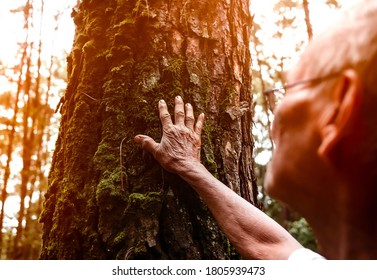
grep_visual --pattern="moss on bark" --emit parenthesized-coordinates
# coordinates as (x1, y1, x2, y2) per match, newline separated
(40, 0, 257, 260)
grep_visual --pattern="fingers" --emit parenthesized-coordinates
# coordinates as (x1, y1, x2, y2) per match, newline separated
(174, 96, 185, 125)
(185, 103, 195, 130)
(134, 135, 159, 156)
(159, 100, 173, 127)
(195, 113, 205, 136)
(159, 96, 204, 133)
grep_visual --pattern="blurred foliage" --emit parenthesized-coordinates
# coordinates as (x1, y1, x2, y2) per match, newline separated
(288, 218, 317, 251)
(251, 0, 345, 252)
(325, 0, 341, 9)
(0, 0, 73, 259)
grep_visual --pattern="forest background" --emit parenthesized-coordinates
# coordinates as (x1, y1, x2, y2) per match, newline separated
(0, 0, 358, 259)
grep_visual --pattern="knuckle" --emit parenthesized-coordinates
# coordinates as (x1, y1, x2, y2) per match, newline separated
(164, 127, 181, 139)
(160, 112, 171, 120)
(185, 115, 194, 122)
(140, 138, 150, 149)
(175, 110, 185, 117)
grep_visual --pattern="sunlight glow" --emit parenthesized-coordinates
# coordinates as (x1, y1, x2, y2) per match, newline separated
(2, 195, 20, 230)
(0, 0, 77, 236)
(0, 0, 366, 250)
(251, 0, 362, 167)
(0, 1, 25, 67)
(255, 150, 272, 166)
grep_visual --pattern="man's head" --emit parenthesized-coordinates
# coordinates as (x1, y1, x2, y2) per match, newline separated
(264, 0, 377, 219)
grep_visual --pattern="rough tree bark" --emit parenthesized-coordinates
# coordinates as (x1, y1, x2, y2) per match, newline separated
(40, 0, 258, 259)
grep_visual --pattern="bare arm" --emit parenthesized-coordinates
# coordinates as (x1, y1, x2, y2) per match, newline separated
(134, 96, 302, 259)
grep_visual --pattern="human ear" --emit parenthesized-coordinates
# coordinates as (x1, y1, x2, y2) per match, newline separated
(318, 69, 362, 162)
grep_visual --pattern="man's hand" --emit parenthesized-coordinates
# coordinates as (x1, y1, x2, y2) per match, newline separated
(134, 97, 302, 260)
(134, 96, 205, 174)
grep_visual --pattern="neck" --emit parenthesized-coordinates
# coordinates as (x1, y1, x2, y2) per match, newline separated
(306, 182, 377, 259)
(311, 216, 377, 259)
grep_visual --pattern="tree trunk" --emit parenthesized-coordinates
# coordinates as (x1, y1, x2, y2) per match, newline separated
(302, 0, 313, 40)
(40, 0, 258, 260)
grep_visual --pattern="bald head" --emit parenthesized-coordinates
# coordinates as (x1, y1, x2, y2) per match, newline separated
(297, 0, 377, 92)
(293, 0, 377, 178)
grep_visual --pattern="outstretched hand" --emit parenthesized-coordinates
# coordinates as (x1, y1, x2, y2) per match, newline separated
(134, 96, 205, 174)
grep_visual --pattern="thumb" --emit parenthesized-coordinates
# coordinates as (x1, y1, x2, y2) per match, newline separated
(134, 134, 159, 155)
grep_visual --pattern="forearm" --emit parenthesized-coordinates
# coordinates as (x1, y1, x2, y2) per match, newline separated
(178, 163, 302, 259)
(134, 97, 301, 259)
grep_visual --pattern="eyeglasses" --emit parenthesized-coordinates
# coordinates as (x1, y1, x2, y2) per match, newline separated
(263, 71, 342, 96)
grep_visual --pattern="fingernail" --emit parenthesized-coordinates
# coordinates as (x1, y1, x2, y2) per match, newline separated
(160, 99, 165, 104)
(186, 103, 191, 108)
(176, 96, 182, 100)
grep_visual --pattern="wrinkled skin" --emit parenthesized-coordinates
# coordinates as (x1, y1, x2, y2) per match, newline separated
(134, 95, 303, 260)
(134, 96, 205, 174)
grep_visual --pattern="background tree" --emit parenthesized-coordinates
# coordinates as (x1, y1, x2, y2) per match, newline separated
(302, 0, 313, 41)
(0, 0, 33, 258)
(0, 0, 71, 259)
(40, 0, 258, 259)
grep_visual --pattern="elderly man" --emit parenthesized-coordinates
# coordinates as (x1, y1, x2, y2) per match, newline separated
(134, 0, 377, 259)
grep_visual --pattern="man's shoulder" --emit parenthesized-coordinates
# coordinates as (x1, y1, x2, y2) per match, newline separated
(288, 248, 326, 260)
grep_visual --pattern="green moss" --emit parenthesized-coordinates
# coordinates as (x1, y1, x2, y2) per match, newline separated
(190, 72, 200, 85)
(93, 142, 118, 172)
(163, 58, 184, 79)
(128, 191, 162, 209)
(134, 63, 161, 93)
(132, 0, 157, 18)
(110, 65, 126, 74)
(115, 17, 136, 28)
(220, 86, 238, 112)
(133, 240, 148, 256)
(97, 171, 122, 195)
(201, 123, 219, 176)
(106, 46, 133, 62)
(114, 231, 127, 246)
(197, 63, 211, 107)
